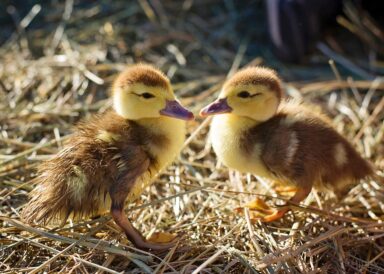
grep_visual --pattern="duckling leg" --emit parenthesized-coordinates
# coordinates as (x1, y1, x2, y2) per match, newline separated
(111, 207, 178, 250)
(260, 185, 312, 222)
(110, 162, 178, 251)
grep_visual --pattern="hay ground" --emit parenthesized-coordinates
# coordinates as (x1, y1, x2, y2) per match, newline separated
(1, 1, 384, 273)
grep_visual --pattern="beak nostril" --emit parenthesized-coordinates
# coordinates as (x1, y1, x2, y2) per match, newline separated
(160, 100, 194, 120)
(200, 98, 232, 117)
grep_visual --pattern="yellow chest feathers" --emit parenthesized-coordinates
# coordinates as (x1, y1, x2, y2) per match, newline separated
(128, 117, 186, 201)
(141, 117, 186, 170)
(210, 115, 272, 179)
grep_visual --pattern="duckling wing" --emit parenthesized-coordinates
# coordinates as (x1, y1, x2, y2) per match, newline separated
(247, 112, 331, 187)
(259, 115, 373, 193)
(257, 119, 303, 183)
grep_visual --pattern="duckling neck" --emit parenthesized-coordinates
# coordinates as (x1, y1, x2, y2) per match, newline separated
(212, 114, 261, 132)
(210, 114, 269, 175)
(210, 114, 261, 152)
(135, 116, 185, 136)
(135, 116, 186, 168)
(135, 116, 171, 129)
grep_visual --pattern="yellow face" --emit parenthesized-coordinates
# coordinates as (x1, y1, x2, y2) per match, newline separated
(113, 83, 193, 121)
(223, 84, 279, 121)
(201, 84, 280, 121)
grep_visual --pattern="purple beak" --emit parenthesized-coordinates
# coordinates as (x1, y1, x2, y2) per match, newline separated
(160, 100, 194, 120)
(200, 98, 232, 117)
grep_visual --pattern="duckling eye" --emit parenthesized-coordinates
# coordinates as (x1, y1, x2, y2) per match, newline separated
(237, 91, 251, 98)
(237, 91, 262, 98)
(141, 92, 155, 99)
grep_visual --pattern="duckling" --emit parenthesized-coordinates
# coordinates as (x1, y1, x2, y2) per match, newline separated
(200, 66, 379, 222)
(22, 64, 194, 250)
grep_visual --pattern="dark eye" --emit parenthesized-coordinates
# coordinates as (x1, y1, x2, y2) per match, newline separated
(237, 91, 262, 98)
(237, 91, 251, 98)
(141, 92, 155, 99)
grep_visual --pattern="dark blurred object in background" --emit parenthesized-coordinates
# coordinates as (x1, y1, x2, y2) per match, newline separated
(266, 0, 384, 63)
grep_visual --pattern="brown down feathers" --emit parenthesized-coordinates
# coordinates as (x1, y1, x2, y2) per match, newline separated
(21, 111, 164, 224)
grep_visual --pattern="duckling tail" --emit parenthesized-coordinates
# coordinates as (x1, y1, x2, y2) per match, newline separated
(21, 168, 73, 226)
(21, 149, 98, 226)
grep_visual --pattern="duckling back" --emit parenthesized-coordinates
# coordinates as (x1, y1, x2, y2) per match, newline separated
(252, 101, 375, 197)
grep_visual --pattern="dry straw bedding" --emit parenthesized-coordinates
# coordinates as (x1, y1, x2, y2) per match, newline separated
(0, 1, 383, 273)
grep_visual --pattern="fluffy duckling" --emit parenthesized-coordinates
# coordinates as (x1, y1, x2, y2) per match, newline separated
(22, 64, 194, 250)
(200, 66, 378, 222)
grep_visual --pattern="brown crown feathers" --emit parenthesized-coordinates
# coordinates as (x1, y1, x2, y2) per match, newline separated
(22, 64, 194, 251)
(112, 63, 171, 90)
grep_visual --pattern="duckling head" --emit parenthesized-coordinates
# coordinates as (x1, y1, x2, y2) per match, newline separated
(200, 67, 282, 121)
(113, 64, 194, 120)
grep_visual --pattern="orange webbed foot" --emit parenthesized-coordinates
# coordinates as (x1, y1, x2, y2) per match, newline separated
(236, 198, 290, 223)
(147, 232, 178, 244)
(235, 197, 274, 214)
(254, 208, 289, 222)
(236, 186, 310, 223)
(246, 197, 274, 211)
